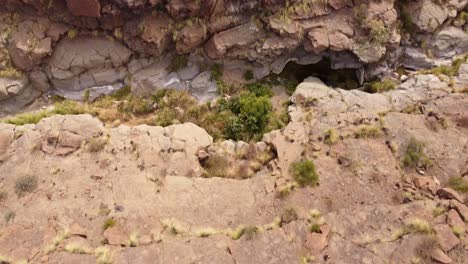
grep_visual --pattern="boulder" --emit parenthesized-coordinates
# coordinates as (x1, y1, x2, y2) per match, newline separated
(433, 224, 460, 252)
(176, 24, 208, 54)
(430, 248, 453, 264)
(438, 188, 464, 203)
(140, 14, 173, 55)
(407, 0, 448, 32)
(450, 200, 468, 221)
(447, 209, 466, 234)
(0, 77, 29, 101)
(8, 20, 52, 71)
(205, 21, 265, 59)
(103, 225, 128, 246)
(47, 36, 131, 92)
(305, 27, 329, 54)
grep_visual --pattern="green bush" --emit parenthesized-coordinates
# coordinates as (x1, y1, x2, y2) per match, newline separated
(290, 159, 319, 187)
(210, 64, 223, 81)
(246, 83, 273, 97)
(103, 218, 116, 230)
(402, 137, 432, 169)
(226, 92, 272, 141)
(15, 175, 38, 197)
(243, 69, 254, 81)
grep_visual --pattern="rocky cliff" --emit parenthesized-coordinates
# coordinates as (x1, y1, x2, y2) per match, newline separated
(1, 0, 467, 113)
(0, 0, 468, 264)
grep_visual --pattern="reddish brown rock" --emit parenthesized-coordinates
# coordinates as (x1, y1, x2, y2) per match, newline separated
(450, 200, 468, 221)
(103, 225, 128, 246)
(431, 248, 453, 264)
(305, 224, 331, 254)
(140, 14, 173, 55)
(305, 27, 329, 54)
(176, 24, 208, 54)
(66, 0, 101, 17)
(434, 224, 460, 252)
(438, 188, 464, 203)
(447, 209, 466, 234)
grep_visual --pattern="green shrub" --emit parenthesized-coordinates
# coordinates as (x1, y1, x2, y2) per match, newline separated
(0, 67, 24, 79)
(4, 111, 50, 125)
(447, 176, 468, 193)
(290, 159, 319, 187)
(364, 79, 396, 93)
(402, 137, 431, 169)
(367, 19, 389, 44)
(226, 92, 272, 141)
(246, 83, 273, 97)
(309, 223, 321, 233)
(243, 69, 254, 81)
(14, 175, 38, 197)
(111, 85, 132, 100)
(118, 96, 153, 115)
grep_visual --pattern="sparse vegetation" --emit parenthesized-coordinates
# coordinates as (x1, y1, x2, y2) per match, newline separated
(95, 247, 112, 264)
(402, 137, 432, 169)
(88, 137, 107, 152)
(447, 176, 468, 193)
(103, 218, 116, 230)
(202, 155, 229, 178)
(408, 218, 433, 234)
(127, 232, 139, 247)
(324, 129, 338, 145)
(364, 79, 397, 93)
(0, 67, 24, 79)
(243, 226, 259, 240)
(281, 207, 298, 223)
(309, 223, 321, 233)
(424, 56, 467, 77)
(14, 175, 38, 197)
(65, 243, 92, 254)
(432, 206, 446, 217)
(67, 29, 78, 39)
(353, 125, 383, 139)
(290, 159, 319, 187)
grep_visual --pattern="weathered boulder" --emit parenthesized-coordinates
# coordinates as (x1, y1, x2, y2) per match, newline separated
(0, 77, 29, 101)
(406, 0, 448, 32)
(8, 19, 52, 71)
(47, 36, 131, 92)
(434, 224, 460, 252)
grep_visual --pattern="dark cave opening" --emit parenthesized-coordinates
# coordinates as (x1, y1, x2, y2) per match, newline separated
(276, 59, 360, 90)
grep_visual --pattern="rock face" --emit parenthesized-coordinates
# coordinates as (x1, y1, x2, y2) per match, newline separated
(1, 0, 466, 108)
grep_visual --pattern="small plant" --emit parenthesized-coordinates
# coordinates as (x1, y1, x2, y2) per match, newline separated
(65, 243, 92, 254)
(354, 125, 382, 139)
(309, 223, 321, 233)
(364, 79, 396, 93)
(202, 155, 229, 178)
(226, 226, 246, 240)
(451, 225, 464, 238)
(243, 226, 259, 240)
(95, 247, 112, 264)
(195, 228, 218, 238)
(290, 159, 319, 187)
(14, 175, 38, 197)
(103, 218, 116, 230)
(324, 129, 338, 145)
(127, 232, 139, 247)
(447, 176, 468, 193)
(408, 218, 433, 234)
(309, 209, 321, 219)
(367, 19, 390, 44)
(88, 137, 107, 152)
(243, 69, 254, 81)
(111, 85, 132, 100)
(432, 206, 446, 217)
(281, 207, 298, 223)
(0, 67, 24, 79)
(67, 29, 78, 39)
(402, 138, 432, 169)
(167, 54, 188, 72)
